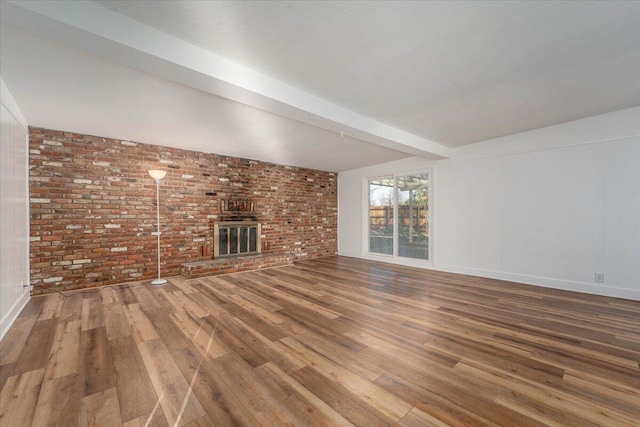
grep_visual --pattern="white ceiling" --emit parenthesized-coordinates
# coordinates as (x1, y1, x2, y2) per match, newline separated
(2, 1, 639, 171)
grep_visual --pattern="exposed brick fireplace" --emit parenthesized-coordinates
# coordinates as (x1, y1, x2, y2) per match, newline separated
(29, 127, 337, 293)
(180, 198, 284, 279)
(213, 221, 261, 259)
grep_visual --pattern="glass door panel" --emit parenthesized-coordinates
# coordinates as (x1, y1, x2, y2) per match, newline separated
(368, 177, 394, 255)
(396, 174, 429, 260)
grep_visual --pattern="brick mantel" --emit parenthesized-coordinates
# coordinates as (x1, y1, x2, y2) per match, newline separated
(29, 127, 337, 293)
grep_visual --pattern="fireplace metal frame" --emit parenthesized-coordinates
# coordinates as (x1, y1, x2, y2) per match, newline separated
(213, 221, 261, 259)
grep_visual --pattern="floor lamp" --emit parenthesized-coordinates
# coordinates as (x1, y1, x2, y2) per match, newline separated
(148, 169, 167, 285)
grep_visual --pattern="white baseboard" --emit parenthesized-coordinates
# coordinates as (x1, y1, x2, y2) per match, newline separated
(0, 289, 31, 341)
(338, 251, 640, 301)
(434, 264, 640, 301)
(335, 250, 362, 259)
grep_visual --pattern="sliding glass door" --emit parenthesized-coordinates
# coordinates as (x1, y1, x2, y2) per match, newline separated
(367, 173, 430, 261)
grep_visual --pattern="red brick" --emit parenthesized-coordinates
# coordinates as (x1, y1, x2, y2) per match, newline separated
(29, 127, 337, 294)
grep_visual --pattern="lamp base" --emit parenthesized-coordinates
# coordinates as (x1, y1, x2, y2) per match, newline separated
(151, 278, 167, 286)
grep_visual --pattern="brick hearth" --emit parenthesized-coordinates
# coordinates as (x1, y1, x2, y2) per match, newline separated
(180, 254, 293, 279)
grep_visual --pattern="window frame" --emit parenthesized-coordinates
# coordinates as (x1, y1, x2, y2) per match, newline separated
(364, 169, 433, 265)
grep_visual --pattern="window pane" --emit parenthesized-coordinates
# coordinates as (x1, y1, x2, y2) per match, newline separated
(396, 174, 429, 260)
(219, 228, 228, 255)
(249, 227, 257, 252)
(240, 227, 248, 253)
(368, 177, 394, 255)
(229, 227, 238, 254)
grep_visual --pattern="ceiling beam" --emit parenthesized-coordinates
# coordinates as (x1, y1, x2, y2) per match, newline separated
(2, 0, 450, 159)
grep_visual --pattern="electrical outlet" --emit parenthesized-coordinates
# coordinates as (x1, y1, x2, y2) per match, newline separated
(595, 273, 604, 283)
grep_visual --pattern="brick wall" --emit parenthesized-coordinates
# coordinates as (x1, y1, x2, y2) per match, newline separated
(29, 127, 337, 294)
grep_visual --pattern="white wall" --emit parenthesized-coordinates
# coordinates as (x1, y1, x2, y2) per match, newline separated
(0, 77, 30, 339)
(339, 107, 640, 300)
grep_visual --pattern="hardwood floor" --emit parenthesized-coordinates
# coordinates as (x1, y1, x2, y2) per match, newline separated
(1, 256, 638, 426)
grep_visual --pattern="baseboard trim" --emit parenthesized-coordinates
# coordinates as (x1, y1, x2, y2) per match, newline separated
(335, 250, 362, 259)
(0, 289, 31, 341)
(434, 264, 639, 301)
(338, 251, 639, 301)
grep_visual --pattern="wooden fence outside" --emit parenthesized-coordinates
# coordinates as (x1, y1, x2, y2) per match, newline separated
(369, 206, 429, 236)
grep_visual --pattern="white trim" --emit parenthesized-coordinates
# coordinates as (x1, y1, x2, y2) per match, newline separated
(393, 175, 399, 257)
(25, 131, 30, 294)
(0, 76, 31, 340)
(361, 175, 368, 256)
(365, 175, 394, 257)
(0, 289, 30, 341)
(338, 253, 639, 301)
(364, 171, 433, 264)
(428, 167, 435, 266)
(337, 250, 362, 259)
(435, 264, 640, 302)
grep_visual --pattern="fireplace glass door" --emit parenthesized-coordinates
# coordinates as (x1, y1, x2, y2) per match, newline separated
(214, 222, 261, 258)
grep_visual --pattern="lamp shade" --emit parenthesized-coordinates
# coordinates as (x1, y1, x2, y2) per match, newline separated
(148, 169, 167, 180)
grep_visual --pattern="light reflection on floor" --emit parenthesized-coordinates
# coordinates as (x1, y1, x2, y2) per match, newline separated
(144, 309, 218, 427)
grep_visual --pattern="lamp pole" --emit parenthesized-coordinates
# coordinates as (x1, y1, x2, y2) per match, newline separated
(148, 170, 167, 285)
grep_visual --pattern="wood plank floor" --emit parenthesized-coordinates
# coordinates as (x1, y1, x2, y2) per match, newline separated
(1, 256, 638, 426)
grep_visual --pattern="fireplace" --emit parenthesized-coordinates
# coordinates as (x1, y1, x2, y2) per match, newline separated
(213, 221, 261, 259)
